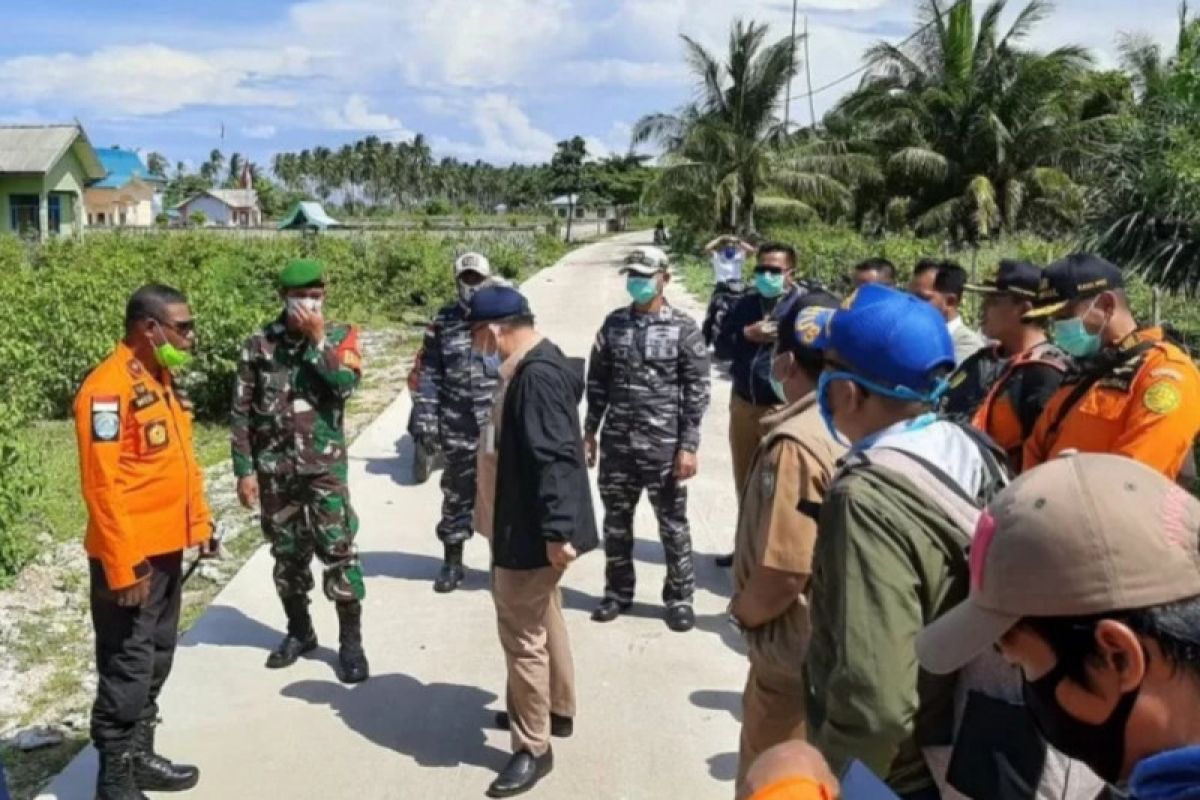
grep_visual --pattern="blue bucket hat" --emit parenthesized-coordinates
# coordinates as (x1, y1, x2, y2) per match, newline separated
(800, 283, 955, 400)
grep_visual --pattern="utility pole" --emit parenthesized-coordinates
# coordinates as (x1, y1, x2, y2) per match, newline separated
(804, 16, 817, 128)
(784, 0, 798, 132)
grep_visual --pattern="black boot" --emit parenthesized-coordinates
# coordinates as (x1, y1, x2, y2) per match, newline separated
(336, 601, 370, 684)
(96, 750, 149, 800)
(433, 543, 465, 594)
(131, 719, 200, 792)
(266, 595, 317, 669)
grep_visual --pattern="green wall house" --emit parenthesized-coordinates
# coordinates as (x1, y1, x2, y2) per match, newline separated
(0, 124, 106, 240)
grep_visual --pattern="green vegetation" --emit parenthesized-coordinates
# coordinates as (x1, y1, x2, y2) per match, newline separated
(0, 229, 567, 583)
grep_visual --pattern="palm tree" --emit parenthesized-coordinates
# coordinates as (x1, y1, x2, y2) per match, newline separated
(834, 0, 1100, 241)
(1088, 3, 1200, 292)
(633, 20, 800, 232)
(146, 152, 169, 178)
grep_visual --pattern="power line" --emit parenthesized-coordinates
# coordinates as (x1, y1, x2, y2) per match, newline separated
(787, 15, 938, 104)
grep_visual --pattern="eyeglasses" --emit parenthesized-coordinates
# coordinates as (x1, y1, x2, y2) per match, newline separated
(156, 318, 196, 337)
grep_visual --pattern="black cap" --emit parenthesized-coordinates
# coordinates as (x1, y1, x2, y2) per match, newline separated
(775, 288, 841, 358)
(965, 259, 1042, 299)
(1024, 253, 1124, 320)
(466, 285, 532, 323)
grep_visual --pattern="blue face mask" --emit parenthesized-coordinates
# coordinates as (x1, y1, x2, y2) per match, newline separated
(1052, 302, 1103, 358)
(627, 275, 660, 305)
(480, 353, 502, 377)
(755, 271, 786, 299)
(722, 246, 738, 260)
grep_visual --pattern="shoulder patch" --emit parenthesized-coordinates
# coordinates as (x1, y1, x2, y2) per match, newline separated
(144, 420, 170, 451)
(91, 396, 121, 442)
(1144, 381, 1182, 415)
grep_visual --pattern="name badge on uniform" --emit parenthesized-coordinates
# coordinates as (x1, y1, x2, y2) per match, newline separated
(91, 396, 120, 443)
(645, 325, 680, 360)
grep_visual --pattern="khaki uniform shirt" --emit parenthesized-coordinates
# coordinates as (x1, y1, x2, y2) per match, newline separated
(474, 336, 543, 539)
(733, 394, 845, 676)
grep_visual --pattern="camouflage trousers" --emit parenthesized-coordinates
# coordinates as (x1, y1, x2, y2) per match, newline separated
(598, 454, 695, 608)
(259, 471, 365, 603)
(437, 431, 480, 546)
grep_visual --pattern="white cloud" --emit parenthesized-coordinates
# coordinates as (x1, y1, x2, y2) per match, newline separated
(320, 94, 410, 136)
(433, 93, 557, 164)
(0, 44, 312, 115)
(242, 124, 277, 139)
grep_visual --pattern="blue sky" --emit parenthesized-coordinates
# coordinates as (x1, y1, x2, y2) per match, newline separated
(0, 0, 1183, 172)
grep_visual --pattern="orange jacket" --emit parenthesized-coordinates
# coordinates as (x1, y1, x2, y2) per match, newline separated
(74, 343, 212, 589)
(971, 342, 1070, 469)
(1023, 328, 1200, 479)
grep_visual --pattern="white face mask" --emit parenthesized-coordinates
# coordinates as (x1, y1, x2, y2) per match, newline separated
(286, 297, 323, 315)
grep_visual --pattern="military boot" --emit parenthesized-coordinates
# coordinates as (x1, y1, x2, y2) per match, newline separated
(336, 600, 370, 684)
(131, 719, 200, 792)
(266, 595, 317, 669)
(433, 542, 465, 594)
(96, 750, 149, 800)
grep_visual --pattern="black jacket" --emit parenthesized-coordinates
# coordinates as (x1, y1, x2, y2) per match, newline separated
(493, 338, 599, 570)
(717, 288, 796, 407)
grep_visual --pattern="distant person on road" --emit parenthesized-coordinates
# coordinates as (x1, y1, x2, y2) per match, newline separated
(75, 284, 214, 799)
(653, 219, 670, 245)
(230, 259, 369, 684)
(585, 246, 710, 632)
(703, 233, 755, 359)
(851, 257, 896, 288)
(940, 260, 1071, 471)
(714, 242, 804, 567)
(408, 252, 500, 592)
(468, 285, 598, 798)
(729, 290, 845, 785)
(909, 259, 987, 365)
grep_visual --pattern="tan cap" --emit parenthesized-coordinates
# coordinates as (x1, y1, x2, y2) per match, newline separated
(454, 252, 491, 278)
(917, 453, 1200, 675)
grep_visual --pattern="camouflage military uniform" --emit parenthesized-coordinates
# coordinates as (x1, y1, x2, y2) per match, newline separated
(585, 304, 711, 607)
(231, 316, 365, 602)
(409, 301, 498, 545)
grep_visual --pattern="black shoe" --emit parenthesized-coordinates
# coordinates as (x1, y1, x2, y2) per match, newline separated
(336, 601, 370, 684)
(265, 630, 317, 669)
(494, 711, 574, 738)
(590, 599, 631, 623)
(130, 720, 199, 792)
(96, 750, 149, 800)
(714, 553, 734, 568)
(666, 605, 695, 633)
(486, 750, 554, 798)
(433, 543, 465, 594)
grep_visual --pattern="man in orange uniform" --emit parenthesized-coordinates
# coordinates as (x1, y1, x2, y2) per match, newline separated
(75, 284, 214, 800)
(941, 260, 1071, 471)
(1023, 254, 1200, 480)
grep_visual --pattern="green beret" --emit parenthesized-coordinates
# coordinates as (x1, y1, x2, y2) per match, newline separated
(279, 259, 326, 288)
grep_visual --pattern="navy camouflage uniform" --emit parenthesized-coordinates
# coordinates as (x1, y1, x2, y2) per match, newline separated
(409, 301, 498, 544)
(586, 305, 711, 607)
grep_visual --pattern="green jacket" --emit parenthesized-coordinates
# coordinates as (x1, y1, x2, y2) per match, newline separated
(805, 461, 968, 795)
(230, 316, 362, 480)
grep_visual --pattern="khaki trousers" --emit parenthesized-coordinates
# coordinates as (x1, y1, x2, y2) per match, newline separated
(729, 395, 777, 500)
(736, 661, 807, 788)
(492, 565, 576, 756)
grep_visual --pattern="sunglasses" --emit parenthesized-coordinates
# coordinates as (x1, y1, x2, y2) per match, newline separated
(156, 318, 196, 336)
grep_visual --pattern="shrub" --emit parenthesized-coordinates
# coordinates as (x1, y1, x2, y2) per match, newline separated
(189, 211, 207, 227)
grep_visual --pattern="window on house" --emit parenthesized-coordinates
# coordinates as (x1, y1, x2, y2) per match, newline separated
(97, 212, 106, 225)
(10, 195, 39, 235)
(575, 207, 585, 219)
(557, 208, 567, 219)
(48, 195, 62, 234)
(120, 211, 128, 226)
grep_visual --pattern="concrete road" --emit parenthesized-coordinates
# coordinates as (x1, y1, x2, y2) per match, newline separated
(42, 231, 747, 800)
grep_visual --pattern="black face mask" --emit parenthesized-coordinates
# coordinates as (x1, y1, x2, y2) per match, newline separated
(1021, 659, 1142, 785)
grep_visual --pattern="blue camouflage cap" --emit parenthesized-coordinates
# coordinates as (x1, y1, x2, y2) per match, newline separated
(466, 285, 532, 323)
(800, 283, 955, 398)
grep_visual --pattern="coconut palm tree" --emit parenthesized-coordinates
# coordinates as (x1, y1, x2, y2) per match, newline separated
(633, 19, 800, 232)
(834, 0, 1101, 241)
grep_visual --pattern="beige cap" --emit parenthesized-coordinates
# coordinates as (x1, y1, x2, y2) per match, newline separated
(454, 252, 491, 278)
(621, 246, 669, 276)
(917, 453, 1200, 675)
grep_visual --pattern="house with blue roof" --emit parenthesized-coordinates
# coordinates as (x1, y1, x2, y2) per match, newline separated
(84, 147, 167, 227)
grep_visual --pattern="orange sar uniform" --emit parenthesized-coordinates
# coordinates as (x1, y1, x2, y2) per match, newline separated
(1023, 327, 1200, 479)
(75, 340, 212, 756)
(733, 393, 845, 786)
(76, 342, 212, 588)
